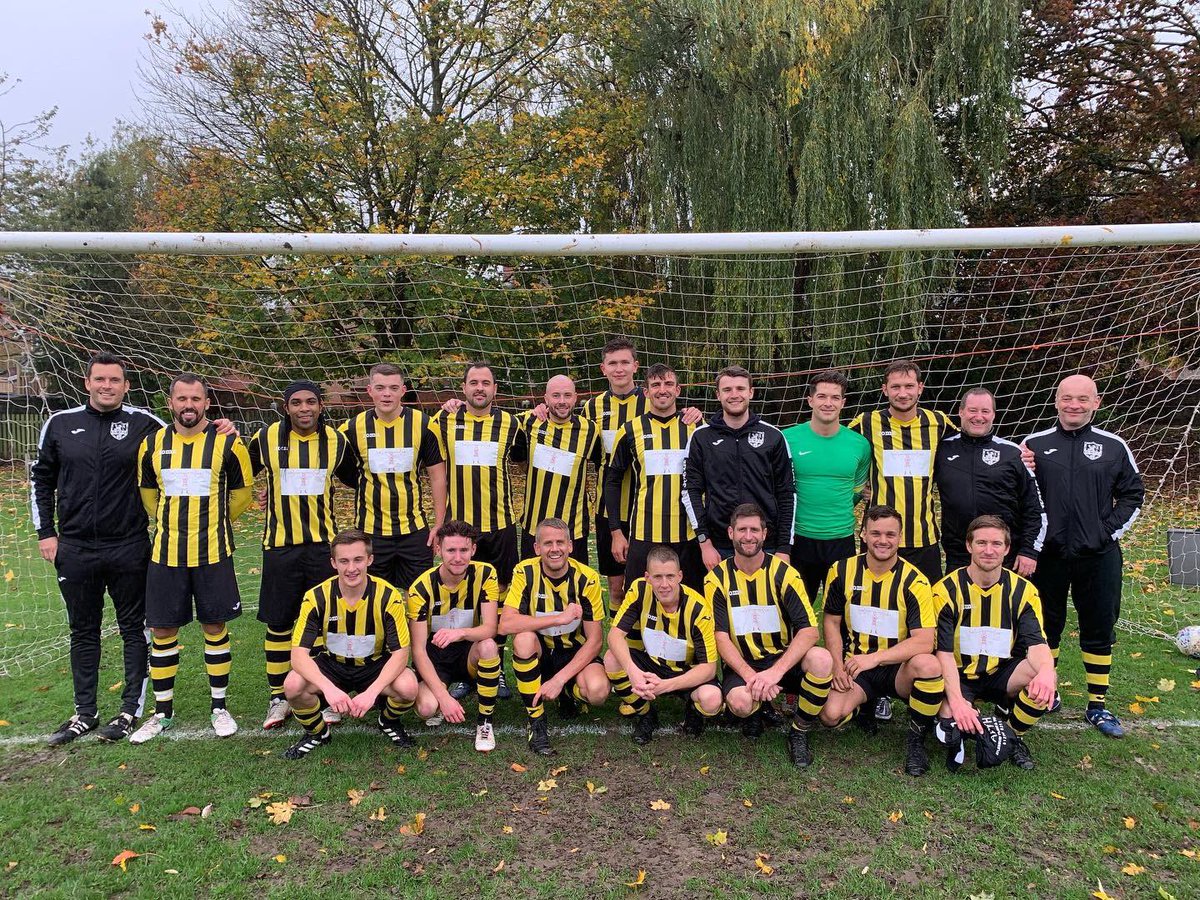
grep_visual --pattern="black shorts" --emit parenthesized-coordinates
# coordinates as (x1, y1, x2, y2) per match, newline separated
(145, 558, 242, 629)
(521, 528, 590, 566)
(422, 640, 474, 686)
(368, 529, 433, 591)
(629, 647, 718, 691)
(258, 543, 332, 629)
(899, 543, 943, 583)
(721, 654, 807, 697)
(539, 645, 603, 683)
(475, 525, 518, 585)
(791, 535, 856, 607)
(595, 515, 626, 577)
(959, 658, 1023, 705)
(853, 662, 903, 702)
(314, 653, 388, 695)
(624, 538, 705, 591)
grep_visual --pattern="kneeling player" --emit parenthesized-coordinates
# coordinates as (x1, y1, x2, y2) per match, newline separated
(408, 520, 503, 752)
(605, 546, 722, 745)
(708, 503, 833, 768)
(819, 505, 943, 776)
(935, 516, 1056, 771)
(499, 518, 610, 756)
(283, 529, 418, 759)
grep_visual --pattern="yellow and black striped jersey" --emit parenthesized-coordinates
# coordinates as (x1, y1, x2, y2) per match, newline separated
(849, 407, 956, 549)
(934, 568, 1046, 678)
(431, 408, 528, 532)
(406, 561, 500, 633)
(138, 424, 254, 567)
(249, 421, 354, 550)
(340, 408, 443, 537)
(823, 555, 935, 656)
(293, 574, 410, 666)
(707, 555, 816, 662)
(581, 388, 647, 521)
(521, 414, 603, 538)
(614, 578, 715, 675)
(503, 557, 605, 653)
(605, 413, 696, 543)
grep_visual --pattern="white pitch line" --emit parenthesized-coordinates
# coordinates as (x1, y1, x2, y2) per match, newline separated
(2, 719, 1199, 748)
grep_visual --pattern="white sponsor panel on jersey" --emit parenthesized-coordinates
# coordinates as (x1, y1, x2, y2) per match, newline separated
(602, 429, 618, 454)
(431, 608, 476, 633)
(849, 604, 900, 640)
(325, 631, 378, 660)
(455, 440, 500, 467)
(881, 449, 932, 478)
(532, 443, 578, 477)
(535, 609, 580, 637)
(280, 467, 326, 496)
(643, 448, 687, 477)
(367, 447, 415, 474)
(958, 625, 1012, 659)
(162, 468, 212, 497)
(642, 627, 689, 662)
(730, 604, 783, 636)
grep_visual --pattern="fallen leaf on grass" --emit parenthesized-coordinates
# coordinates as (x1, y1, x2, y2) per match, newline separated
(706, 831, 727, 846)
(1121, 862, 1145, 876)
(586, 782, 607, 795)
(369, 807, 387, 822)
(754, 853, 773, 876)
(1050, 792, 1068, 800)
(1134, 695, 1160, 704)
(1191, 680, 1200, 691)
(501, 825, 514, 834)
(1091, 884, 1115, 900)
(1077, 755, 1094, 771)
(742, 799, 753, 808)
(138, 824, 156, 832)
(537, 779, 557, 792)
(129, 803, 140, 814)
(6, 862, 17, 872)
(1159, 887, 1179, 900)
(273, 854, 286, 863)
(164, 868, 179, 875)
(888, 810, 904, 823)
(416, 748, 429, 760)
(1124, 816, 1137, 830)
(842, 796, 855, 804)
(492, 860, 506, 874)
(347, 789, 366, 808)
(266, 801, 295, 825)
(1102, 845, 1118, 855)
(625, 869, 646, 888)
(698, 765, 710, 775)
(1179, 848, 1196, 858)
(923, 811, 934, 821)
(111, 850, 139, 872)
(399, 812, 427, 836)
(510, 763, 527, 773)
(1158, 679, 1176, 693)
(395, 765, 407, 775)
(1129, 702, 1146, 715)
(968, 892, 995, 900)
(549, 765, 568, 776)
(650, 799, 671, 811)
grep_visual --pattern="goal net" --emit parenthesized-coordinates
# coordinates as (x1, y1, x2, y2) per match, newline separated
(0, 226, 1197, 675)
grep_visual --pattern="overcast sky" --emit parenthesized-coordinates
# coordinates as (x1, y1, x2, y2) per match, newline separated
(0, 1, 221, 159)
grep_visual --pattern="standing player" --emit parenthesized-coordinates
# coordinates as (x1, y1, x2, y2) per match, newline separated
(605, 363, 704, 589)
(130, 374, 255, 744)
(408, 521, 503, 752)
(579, 337, 702, 603)
(781, 370, 872, 603)
(935, 516, 1057, 769)
(32, 353, 163, 745)
(1025, 375, 1143, 737)
(819, 506, 943, 776)
(684, 365, 796, 569)
(282, 529, 419, 759)
(708, 503, 833, 768)
(850, 360, 955, 722)
(249, 380, 356, 730)
(520, 375, 603, 563)
(499, 518, 610, 756)
(340, 363, 446, 592)
(935, 387, 1045, 574)
(605, 546, 722, 744)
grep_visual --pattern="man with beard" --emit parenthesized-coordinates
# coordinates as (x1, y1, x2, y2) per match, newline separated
(500, 518, 609, 756)
(708, 503, 833, 768)
(130, 374, 254, 744)
(819, 506, 942, 776)
(250, 381, 357, 730)
(935, 387, 1045, 574)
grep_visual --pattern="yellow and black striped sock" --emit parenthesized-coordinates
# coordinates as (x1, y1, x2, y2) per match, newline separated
(292, 701, 326, 736)
(606, 669, 649, 716)
(792, 672, 832, 730)
(475, 655, 501, 722)
(1050, 645, 1061, 665)
(513, 653, 544, 720)
(1007, 688, 1047, 735)
(263, 627, 292, 698)
(204, 626, 232, 711)
(383, 696, 411, 721)
(694, 698, 722, 717)
(1081, 650, 1112, 708)
(908, 676, 945, 729)
(150, 633, 179, 718)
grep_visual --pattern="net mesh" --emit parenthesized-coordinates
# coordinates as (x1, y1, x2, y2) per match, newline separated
(1, 239, 1198, 674)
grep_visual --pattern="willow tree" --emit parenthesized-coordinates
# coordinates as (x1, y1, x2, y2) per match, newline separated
(625, 0, 1020, 400)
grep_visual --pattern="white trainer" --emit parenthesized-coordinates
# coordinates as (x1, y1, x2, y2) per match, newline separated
(322, 708, 342, 725)
(474, 721, 496, 752)
(129, 713, 172, 745)
(211, 708, 239, 737)
(425, 712, 444, 728)
(262, 697, 291, 730)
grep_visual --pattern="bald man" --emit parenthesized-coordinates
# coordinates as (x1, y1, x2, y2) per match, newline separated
(518, 376, 604, 565)
(1025, 375, 1144, 738)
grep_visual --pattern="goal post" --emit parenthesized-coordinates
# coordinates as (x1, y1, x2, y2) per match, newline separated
(0, 224, 1197, 675)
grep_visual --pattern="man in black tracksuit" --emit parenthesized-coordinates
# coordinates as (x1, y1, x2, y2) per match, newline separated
(935, 387, 1046, 573)
(1024, 374, 1143, 739)
(31, 353, 164, 745)
(683, 366, 795, 569)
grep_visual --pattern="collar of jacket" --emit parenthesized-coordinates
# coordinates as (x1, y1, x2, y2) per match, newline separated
(1055, 421, 1093, 439)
